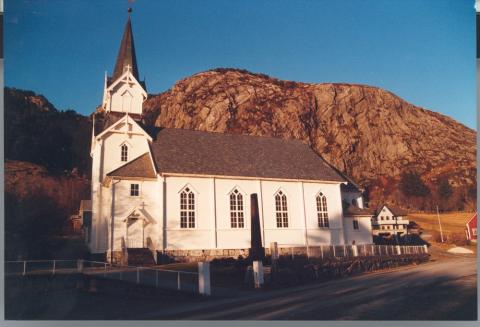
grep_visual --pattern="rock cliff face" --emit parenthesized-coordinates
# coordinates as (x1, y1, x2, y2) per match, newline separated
(143, 68, 476, 206)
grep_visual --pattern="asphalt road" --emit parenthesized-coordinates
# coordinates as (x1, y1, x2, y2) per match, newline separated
(5, 250, 477, 320)
(143, 252, 477, 320)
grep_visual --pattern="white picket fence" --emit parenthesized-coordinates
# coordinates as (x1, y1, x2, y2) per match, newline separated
(4, 259, 211, 295)
(273, 243, 428, 260)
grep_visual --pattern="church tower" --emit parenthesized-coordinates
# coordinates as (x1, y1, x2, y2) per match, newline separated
(89, 10, 154, 257)
(101, 9, 147, 116)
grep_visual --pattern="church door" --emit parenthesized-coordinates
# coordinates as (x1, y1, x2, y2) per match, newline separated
(126, 218, 144, 248)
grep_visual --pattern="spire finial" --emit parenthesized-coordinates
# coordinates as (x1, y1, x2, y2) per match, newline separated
(128, 0, 135, 16)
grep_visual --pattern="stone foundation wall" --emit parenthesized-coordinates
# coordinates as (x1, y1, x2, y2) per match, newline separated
(106, 250, 128, 266)
(160, 248, 251, 263)
(160, 246, 318, 263)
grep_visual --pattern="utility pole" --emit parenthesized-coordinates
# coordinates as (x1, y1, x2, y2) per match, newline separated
(436, 205, 444, 243)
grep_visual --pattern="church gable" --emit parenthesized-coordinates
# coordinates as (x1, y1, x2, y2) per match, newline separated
(95, 115, 152, 141)
(104, 70, 147, 114)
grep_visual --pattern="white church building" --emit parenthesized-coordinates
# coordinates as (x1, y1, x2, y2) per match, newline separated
(87, 13, 373, 264)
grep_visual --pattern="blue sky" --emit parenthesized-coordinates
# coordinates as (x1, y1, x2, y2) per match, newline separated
(5, 0, 476, 129)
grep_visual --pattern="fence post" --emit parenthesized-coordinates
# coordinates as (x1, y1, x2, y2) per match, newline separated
(396, 245, 401, 255)
(343, 245, 347, 257)
(23, 261, 26, 276)
(177, 272, 181, 291)
(333, 246, 336, 257)
(363, 244, 366, 257)
(52, 260, 56, 275)
(104, 263, 107, 277)
(291, 247, 294, 260)
(320, 245, 324, 260)
(423, 244, 428, 254)
(198, 262, 211, 296)
(136, 267, 140, 284)
(155, 270, 159, 287)
(253, 260, 264, 289)
(352, 245, 358, 257)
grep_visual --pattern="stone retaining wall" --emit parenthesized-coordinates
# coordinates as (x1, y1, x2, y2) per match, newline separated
(160, 248, 251, 262)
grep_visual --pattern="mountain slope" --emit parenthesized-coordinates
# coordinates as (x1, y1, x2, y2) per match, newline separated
(143, 68, 476, 208)
(5, 87, 92, 175)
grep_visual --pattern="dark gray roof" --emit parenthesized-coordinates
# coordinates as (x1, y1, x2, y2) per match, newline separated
(343, 205, 374, 217)
(112, 17, 139, 82)
(149, 128, 346, 182)
(107, 153, 156, 178)
(375, 204, 408, 216)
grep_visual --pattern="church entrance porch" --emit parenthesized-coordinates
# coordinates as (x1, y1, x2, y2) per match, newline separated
(126, 217, 145, 248)
(120, 208, 157, 266)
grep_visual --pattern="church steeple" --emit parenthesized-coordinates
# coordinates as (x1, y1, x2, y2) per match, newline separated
(101, 8, 147, 115)
(112, 9, 139, 82)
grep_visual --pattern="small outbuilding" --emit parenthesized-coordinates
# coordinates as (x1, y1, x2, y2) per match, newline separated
(465, 212, 477, 242)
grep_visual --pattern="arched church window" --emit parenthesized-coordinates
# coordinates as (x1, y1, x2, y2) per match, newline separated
(317, 193, 329, 228)
(230, 189, 244, 228)
(121, 144, 128, 162)
(180, 187, 195, 228)
(275, 191, 289, 228)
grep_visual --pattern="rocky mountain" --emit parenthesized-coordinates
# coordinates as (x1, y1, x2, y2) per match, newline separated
(143, 68, 476, 209)
(6, 68, 476, 211)
(5, 87, 92, 175)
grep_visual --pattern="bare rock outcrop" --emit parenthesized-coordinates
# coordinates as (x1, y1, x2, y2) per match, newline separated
(144, 68, 476, 207)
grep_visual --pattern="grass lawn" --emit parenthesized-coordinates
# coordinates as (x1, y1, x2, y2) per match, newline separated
(409, 211, 477, 249)
(409, 211, 474, 234)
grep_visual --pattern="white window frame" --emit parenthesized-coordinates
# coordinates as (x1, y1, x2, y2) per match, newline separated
(316, 192, 329, 228)
(229, 188, 245, 229)
(120, 143, 130, 162)
(130, 183, 140, 197)
(274, 189, 289, 228)
(179, 185, 196, 229)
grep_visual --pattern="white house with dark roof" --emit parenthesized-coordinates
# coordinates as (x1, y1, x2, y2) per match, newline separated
(371, 205, 409, 237)
(88, 13, 372, 264)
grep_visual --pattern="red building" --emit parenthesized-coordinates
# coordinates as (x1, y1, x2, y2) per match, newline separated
(465, 212, 477, 242)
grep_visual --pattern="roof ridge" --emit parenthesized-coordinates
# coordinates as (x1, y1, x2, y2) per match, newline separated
(159, 127, 307, 144)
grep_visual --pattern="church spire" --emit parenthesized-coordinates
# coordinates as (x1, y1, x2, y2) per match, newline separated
(112, 8, 139, 82)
